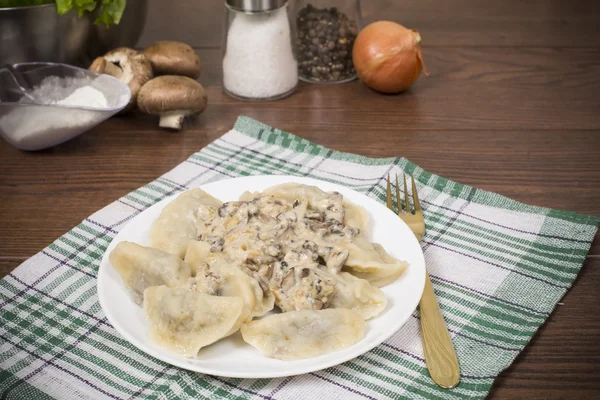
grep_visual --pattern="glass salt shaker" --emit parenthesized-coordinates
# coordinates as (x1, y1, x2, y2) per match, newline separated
(222, 0, 298, 101)
(293, 0, 361, 84)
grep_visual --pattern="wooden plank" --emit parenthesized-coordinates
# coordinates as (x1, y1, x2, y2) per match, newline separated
(490, 258, 600, 398)
(138, 0, 223, 48)
(361, 0, 600, 47)
(0, 259, 22, 280)
(137, 0, 600, 48)
(1, 46, 599, 258)
(1, 124, 598, 258)
(108, 48, 600, 131)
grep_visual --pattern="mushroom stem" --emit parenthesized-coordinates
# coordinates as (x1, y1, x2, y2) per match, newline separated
(159, 111, 186, 130)
(90, 57, 124, 79)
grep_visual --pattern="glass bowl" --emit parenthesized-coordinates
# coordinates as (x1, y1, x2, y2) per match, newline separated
(0, 62, 131, 151)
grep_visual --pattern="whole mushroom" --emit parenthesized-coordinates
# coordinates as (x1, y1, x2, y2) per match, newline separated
(143, 41, 201, 79)
(137, 76, 207, 130)
(89, 47, 153, 111)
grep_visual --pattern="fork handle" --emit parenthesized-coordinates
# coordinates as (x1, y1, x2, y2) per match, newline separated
(420, 273, 461, 388)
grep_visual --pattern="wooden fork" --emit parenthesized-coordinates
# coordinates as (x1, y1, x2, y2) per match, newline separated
(386, 174, 460, 389)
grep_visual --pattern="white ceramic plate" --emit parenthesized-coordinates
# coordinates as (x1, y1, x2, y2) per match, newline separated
(97, 175, 426, 378)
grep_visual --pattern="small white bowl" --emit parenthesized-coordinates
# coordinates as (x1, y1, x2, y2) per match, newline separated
(0, 62, 131, 151)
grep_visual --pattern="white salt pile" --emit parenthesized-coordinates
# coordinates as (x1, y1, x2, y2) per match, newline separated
(55, 86, 108, 108)
(0, 107, 101, 150)
(25, 76, 108, 108)
(0, 76, 112, 150)
(223, 6, 298, 100)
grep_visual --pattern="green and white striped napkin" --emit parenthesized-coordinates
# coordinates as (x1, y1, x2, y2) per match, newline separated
(1, 116, 598, 400)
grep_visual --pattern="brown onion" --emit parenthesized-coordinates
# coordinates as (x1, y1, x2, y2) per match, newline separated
(352, 21, 428, 93)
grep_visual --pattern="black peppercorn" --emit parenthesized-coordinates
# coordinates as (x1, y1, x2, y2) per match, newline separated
(296, 5, 358, 83)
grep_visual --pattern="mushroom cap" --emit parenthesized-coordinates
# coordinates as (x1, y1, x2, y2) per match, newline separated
(90, 47, 153, 111)
(104, 47, 153, 100)
(143, 41, 201, 79)
(137, 75, 207, 116)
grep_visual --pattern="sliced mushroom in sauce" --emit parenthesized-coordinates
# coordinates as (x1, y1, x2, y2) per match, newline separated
(173, 183, 387, 314)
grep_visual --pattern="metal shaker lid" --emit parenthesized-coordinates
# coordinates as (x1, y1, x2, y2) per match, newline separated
(225, 0, 288, 13)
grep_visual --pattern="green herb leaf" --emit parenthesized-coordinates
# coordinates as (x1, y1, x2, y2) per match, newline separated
(55, 0, 73, 14)
(94, 0, 126, 26)
(73, 0, 96, 16)
(55, 0, 97, 16)
(0, 0, 125, 27)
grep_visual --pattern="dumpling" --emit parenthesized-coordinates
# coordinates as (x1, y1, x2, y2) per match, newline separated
(337, 238, 408, 287)
(343, 199, 369, 233)
(236, 192, 296, 220)
(263, 183, 345, 223)
(263, 183, 367, 232)
(238, 190, 258, 201)
(273, 266, 387, 319)
(183, 240, 212, 275)
(109, 241, 191, 305)
(323, 269, 388, 319)
(203, 254, 274, 318)
(269, 263, 337, 312)
(262, 183, 329, 206)
(186, 254, 275, 330)
(149, 188, 222, 258)
(370, 243, 408, 285)
(143, 286, 243, 357)
(240, 309, 365, 360)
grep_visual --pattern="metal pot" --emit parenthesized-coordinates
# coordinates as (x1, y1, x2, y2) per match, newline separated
(0, 0, 148, 66)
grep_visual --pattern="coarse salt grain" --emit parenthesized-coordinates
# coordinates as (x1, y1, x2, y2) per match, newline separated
(223, 5, 298, 100)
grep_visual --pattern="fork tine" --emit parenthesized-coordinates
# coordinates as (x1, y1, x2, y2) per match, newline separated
(411, 175, 422, 212)
(386, 174, 393, 210)
(403, 174, 410, 214)
(395, 174, 401, 216)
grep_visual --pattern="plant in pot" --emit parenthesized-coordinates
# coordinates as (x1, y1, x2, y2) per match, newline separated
(0, 0, 148, 65)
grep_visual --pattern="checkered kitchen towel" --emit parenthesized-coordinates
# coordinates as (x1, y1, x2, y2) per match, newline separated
(1, 116, 598, 400)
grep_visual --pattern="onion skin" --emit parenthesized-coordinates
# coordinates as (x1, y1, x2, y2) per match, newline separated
(353, 21, 428, 93)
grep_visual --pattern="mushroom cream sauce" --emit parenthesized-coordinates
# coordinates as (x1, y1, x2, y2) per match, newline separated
(190, 183, 395, 313)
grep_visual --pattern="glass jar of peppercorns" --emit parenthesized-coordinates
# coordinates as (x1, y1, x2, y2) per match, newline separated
(293, 0, 361, 83)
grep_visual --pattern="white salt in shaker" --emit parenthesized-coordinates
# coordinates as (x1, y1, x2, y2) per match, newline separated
(222, 0, 298, 101)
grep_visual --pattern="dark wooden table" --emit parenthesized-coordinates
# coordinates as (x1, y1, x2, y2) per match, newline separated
(1, 0, 599, 398)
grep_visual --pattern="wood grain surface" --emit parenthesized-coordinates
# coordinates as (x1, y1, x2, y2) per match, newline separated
(138, 0, 600, 48)
(1, 0, 599, 398)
